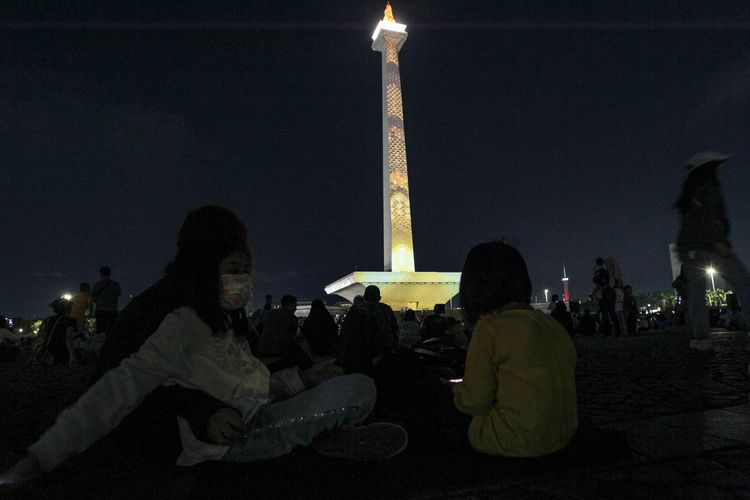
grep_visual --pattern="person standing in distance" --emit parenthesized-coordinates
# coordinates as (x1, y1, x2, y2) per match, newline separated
(91, 266, 121, 345)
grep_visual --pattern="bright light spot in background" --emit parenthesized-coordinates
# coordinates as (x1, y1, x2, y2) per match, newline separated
(62, 294, 73, 300)
(707, 267, 716, 275)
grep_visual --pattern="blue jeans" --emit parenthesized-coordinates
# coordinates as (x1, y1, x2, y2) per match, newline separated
(222, 373, 376, 462)
(681, 249, 750, 339)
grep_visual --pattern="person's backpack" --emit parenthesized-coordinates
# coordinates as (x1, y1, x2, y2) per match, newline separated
(592, 269, 609, 287)
(338, 306, 377, 374)
(600, 286, 616, 307)
(365, 303, 398, 353)
(421, 315, 448, 341)
(29, 316, 64, 367)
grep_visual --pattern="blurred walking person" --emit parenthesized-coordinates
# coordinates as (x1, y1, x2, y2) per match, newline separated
(674, 152, 750, 350)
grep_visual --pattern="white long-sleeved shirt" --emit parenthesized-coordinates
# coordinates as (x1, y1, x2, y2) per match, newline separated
(29, 306, 306, 469)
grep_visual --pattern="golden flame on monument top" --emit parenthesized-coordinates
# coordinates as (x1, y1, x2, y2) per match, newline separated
(383, 2, 396, 22)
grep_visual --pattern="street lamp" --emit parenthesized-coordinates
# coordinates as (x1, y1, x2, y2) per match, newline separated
(544, 289, 549, 302)
(707, 267, 716, 292)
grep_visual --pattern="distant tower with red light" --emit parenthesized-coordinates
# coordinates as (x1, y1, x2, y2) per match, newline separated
(562, 265, 570, 302)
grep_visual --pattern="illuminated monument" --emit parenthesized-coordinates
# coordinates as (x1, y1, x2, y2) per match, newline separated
(325, 3, 461, 310)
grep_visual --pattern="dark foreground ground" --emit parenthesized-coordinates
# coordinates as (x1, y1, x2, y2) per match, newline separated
(2, 330, 750, 499)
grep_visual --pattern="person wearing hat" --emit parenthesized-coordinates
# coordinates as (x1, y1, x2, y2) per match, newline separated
(674, 152, 750, 350)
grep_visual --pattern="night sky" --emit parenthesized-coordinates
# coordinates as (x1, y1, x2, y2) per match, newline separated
(2, 1, 750, 318)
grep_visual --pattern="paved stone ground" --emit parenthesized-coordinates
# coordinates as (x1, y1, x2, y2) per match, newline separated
(2, 330, 750, 498)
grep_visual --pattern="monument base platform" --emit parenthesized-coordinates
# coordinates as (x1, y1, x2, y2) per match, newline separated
(324, 271, 461, 310)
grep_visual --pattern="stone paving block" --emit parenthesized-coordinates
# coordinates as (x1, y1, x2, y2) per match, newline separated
(723, 404, 750, 416)
(667, 482, 750, 500)
(479, 489, 562, 500)
(591, 469, 631, 484)
(587, 481, 695, 499)
(706, 397, 747, 408)
(582, 454, 650, 473)
(594, 463, 684, 485)
(627, 464, 688, 484)
(524, 475, 612, 500)
(731, 488, 750, 499)
(668, 457, 726, 476)
(710, 448, 750, 459)
(707, 448, 750, 474)
(690, 469, 750, 490)
(444, 485, 559, 500)
(600, 420, 739, 459)
(653, 409, 750, 444)
(594, 475, 739, 499)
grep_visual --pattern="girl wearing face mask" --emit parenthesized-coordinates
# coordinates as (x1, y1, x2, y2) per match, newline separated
(1, 206, 407, 490)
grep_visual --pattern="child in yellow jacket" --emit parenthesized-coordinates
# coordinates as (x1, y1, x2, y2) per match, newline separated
(453, 241, 577, 457)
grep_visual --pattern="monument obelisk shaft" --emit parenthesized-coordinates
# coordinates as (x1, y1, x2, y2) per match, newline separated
(372, 4, 415, 273)
(324, 4, 461, 310)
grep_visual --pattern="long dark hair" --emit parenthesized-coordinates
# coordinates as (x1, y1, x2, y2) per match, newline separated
(163, 206, 252, 335)
(673, 162, 721, 215)
(459, 241, 532, 324)
(308, 299, 330, 318)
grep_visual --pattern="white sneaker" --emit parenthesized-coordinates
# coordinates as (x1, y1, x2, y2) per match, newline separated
(312, 422, 408, 461)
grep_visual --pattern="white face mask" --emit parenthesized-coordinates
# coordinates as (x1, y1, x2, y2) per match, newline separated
(219, 273, 253, 311)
